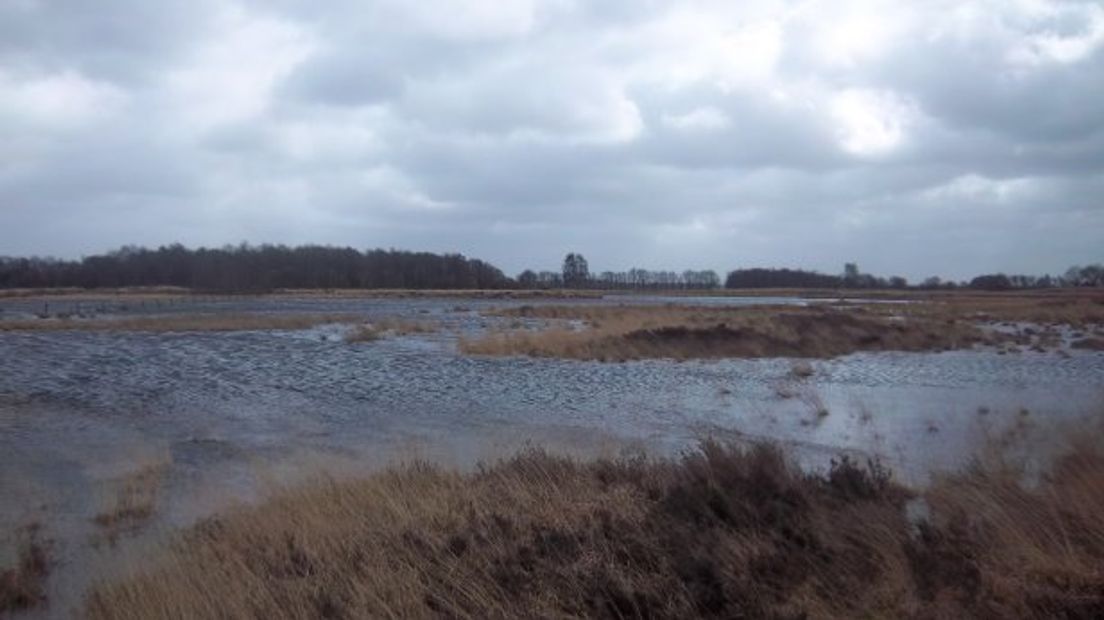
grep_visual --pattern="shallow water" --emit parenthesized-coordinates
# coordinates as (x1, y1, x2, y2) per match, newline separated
(0, 295, 1102, 617)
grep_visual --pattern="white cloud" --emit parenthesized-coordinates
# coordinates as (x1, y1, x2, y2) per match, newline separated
(380, 0, 541, 40)
(0, 69, 126, 127)
(921, 173, 1038, 205)
(0, 0, 1101, 278)
(830, 89, 918, 156)
(166, 5, 314, 129)
(661, 107, 732, 131)
(803, 1, 913, 68)
(1008, 5, 1104, 66)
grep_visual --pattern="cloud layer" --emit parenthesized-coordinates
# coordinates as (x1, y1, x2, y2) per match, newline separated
(1, 0, 1102, 279)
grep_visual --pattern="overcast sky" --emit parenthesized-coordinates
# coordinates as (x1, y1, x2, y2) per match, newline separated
(1, 0, 1102, 280)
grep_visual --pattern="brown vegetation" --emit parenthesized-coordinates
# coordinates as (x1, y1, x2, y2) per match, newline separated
(85, 431, 1104, 619)
(0, 313, 361, 333)
(0, 286, 190, 300)
(344, 319, 437, 343)
(850, 289, 1104, 329)
(274, 288, 603, 299)
(0, 527, 49, 614)
(93, 465, 166, 543)
(461, 304, 994, 361)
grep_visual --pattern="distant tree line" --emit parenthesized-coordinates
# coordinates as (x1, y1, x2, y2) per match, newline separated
(515, 254, 721, 290)
(0, 244, 511, 291)
(2, 246, 1100, 292)
(723, 262, 1104, 291)
(724, 263, 909, 290)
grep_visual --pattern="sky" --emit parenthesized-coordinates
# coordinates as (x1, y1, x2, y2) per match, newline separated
(1, 0, 1102, 281)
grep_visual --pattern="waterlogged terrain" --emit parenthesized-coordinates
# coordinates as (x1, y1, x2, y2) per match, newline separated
(1, 294, 1103, 616)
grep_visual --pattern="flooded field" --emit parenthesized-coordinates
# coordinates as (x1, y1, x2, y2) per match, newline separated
(1, 293, 1102, 617)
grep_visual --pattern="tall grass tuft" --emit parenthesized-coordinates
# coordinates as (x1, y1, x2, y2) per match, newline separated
(84, 432, 1104, 619)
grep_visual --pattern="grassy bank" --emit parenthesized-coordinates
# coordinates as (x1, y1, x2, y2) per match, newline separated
(77, 432, 1104, 619)
(461, 304, 995, 361)
(461, 293, 1104, 361)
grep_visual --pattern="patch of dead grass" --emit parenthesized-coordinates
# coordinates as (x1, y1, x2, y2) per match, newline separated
(84, 428, 1104, 619)
(0, 526, 49, 614)
(853, 289, 1104, 329)
(462, 304, 995, 361)
(344, 319, 437, 343)
(93, 464, 166, 544)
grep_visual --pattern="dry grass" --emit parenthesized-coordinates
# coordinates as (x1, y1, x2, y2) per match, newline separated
(0, 286, 190, 300)
(914, 437, 1104, 617)
(84, 430, 1104, 619)
(93, 465, 166, 544)
(344, 319, 437, 343)
(273, 288, 603, 299)
(0, 313, 361, 333)
(462, 292, 1104, 361)
(461, 304, 995, 361)
(851, 289, 1104, 329)
(0, 526, 49, 614)
(0, 287, 602, 301)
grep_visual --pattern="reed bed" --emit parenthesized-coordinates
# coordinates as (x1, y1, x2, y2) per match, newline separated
(82, 428, 1104, 619)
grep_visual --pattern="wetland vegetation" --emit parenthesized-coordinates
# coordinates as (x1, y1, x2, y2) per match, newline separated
(2, 284, 1102, 618)
(460, 291, 1104, 361)
(81, 423, 1104, 619)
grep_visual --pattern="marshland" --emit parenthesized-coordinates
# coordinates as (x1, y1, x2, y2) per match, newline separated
(1, 286, 1103, 618)
(8, 0, 1104, 614)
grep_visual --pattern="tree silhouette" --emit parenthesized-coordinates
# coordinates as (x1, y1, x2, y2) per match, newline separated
(561, 253, 590, 288)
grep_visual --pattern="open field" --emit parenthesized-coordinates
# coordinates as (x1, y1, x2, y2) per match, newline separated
(78, 424, 1104, 619)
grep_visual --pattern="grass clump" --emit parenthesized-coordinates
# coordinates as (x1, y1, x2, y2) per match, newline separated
(84, 433, 1104, 619)
(93, 464, 165, 543)
(343, 319, 436, 343)
(0, 528, 49, 614)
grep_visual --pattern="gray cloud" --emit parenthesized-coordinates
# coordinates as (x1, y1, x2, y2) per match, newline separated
(1, 0, 1102, 280)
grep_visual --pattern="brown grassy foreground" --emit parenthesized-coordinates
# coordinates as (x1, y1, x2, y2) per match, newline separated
(0, 313, 360, 333)
(461, 304, 995, 361)
(83, 433, 1104, 619)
